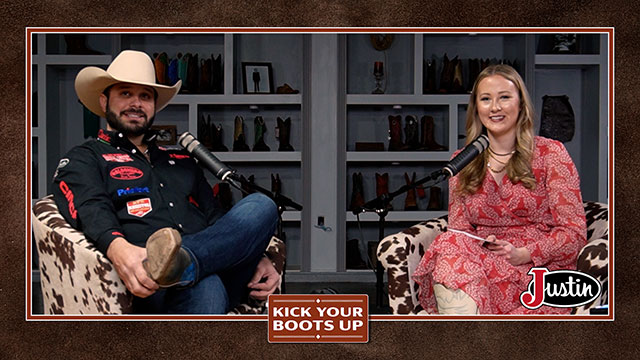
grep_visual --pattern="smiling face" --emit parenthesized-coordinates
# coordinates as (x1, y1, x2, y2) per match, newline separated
(100, 83, 156, 137)
(475, 75, 521, 140)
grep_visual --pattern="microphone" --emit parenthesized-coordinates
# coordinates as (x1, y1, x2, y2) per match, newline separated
(178, 132, 237, 182)
(442, 134, 489, 177)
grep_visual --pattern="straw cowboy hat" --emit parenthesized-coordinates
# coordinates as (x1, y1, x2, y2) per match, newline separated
(75, 50, 181, 118)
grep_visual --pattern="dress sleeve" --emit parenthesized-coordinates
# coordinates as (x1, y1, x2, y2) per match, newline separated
(525, 140, 587, 267)
(51, 146, 125, 255)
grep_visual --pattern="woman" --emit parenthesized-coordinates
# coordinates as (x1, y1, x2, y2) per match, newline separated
(412, 64, 586, 314)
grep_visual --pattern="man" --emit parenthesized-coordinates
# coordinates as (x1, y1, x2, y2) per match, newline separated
(52, 50, 280, 314)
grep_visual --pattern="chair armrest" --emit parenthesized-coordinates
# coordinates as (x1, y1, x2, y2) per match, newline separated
(377, 216, 448, 314)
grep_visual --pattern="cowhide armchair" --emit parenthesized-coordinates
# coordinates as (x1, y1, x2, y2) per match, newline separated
(31, 195, 286, 315)
(377, 201, 608, 315)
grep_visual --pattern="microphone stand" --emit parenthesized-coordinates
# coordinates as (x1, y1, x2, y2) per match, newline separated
(229, 173, 302, 294)
(354, 169, 449, 312)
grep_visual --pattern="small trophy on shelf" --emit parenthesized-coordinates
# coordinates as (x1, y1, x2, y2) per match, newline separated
(372, 61, 384, 94)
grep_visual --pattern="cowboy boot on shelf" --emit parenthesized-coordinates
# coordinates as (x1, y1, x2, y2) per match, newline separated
(423, 59, 437, 94)
(167, 56, 179, 86)
(421, 115, 447, 151)
(439, 53, 452, 93)
(427, 186, 442, 210)
(211, 54, 223, 94)
(276, 117, 295, 151)
(198, 114, 214, 150)
(178, 53, 190, 93)
(187, 53, 199, 93)
(349, 172, 365, 212)
(252, 116, 270, 151)
(212, 123, 228, 152)
(467, 58, 480, 92)
(451, 56, 464, 93)
(271, 173, 282, 196)
(404, 172, 418, 211)
(63, 34, 103, 55)
(388, 115, 403, 151)
(240, 174, 256, 198)
(416, 183, 427, 200)
(403, 115, 420, 151)
(153, 52, 168, 86)
(375, 172, 392, 210)
(233, 116, 250, 151)
(213, 182, 233, 211)
(200, 57, 212, 93)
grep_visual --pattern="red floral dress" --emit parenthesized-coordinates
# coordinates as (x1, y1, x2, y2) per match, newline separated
(412, 137, 587, 314)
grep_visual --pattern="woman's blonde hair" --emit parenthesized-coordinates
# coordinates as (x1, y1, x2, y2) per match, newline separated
(456, 64, 537, 196)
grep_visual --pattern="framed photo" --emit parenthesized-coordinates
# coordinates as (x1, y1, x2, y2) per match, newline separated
(151, 125, 177, 145)
(242, 62, 274, 94)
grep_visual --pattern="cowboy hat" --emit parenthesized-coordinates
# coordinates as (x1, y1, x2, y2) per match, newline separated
(75, 50, 181, 118)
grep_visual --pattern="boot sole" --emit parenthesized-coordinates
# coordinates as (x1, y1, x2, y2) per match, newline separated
(143, 228, 182, 282)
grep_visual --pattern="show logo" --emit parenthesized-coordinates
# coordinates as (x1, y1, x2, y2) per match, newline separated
(520, 267, 602, 309)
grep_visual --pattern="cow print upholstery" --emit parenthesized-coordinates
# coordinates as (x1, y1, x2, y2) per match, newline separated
(32, 195, 286, 315)
(377, 201, 608, 315)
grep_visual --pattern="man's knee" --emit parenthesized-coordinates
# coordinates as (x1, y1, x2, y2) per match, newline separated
(238, 192, 278, 225)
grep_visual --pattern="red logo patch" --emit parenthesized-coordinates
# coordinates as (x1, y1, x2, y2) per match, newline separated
(126, 198, 152, 217)
(98, 129, 111, 143)
(110, 166, 143, 180)
(102, 153, 134, 162)
(169, 153, 190, 159)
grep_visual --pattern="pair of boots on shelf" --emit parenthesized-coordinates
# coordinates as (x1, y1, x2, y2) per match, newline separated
(388, 115, 447, 151)
(349, 172, 443, 212)
(198, 115, 294, 152)
(233, 116, 294, 152)
(154, 52, 223, 93)
(238, 173, 282, 197)
(216, 173, 284, 207)
(423, 54, 464, 94)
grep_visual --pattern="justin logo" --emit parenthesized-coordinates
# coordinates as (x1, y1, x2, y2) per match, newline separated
(126, 198, 152, 218)
(520, 267, 602, 310)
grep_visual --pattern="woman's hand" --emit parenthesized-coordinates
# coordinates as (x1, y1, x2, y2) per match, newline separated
(485, 235, 532, 266)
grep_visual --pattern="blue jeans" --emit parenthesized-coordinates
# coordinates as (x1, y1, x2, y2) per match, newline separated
(133, 193, 278, 314)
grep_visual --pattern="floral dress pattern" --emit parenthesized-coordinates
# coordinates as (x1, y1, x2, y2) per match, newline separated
(412, 137, 587, 314)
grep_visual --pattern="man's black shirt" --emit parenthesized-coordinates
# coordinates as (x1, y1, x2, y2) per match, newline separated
(52, 129, 225, 255)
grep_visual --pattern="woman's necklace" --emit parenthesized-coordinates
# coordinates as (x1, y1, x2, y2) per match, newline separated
(488, 147, 516, 157)
(487, 161, 506, 173)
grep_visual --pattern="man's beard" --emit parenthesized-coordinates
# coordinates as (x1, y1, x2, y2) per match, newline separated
(105, 106, 154, 137)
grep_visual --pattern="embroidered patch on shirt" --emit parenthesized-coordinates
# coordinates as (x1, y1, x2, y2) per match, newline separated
(110, 166, 144, 180)
(127, 198, 152, 218)
(102, 153, 134, 162)
(169, 154, 190, 159)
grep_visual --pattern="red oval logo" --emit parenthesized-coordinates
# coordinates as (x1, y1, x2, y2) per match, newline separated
(110, 166, 144, 180)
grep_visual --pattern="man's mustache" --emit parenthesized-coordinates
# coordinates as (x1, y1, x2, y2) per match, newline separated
(120, 108, 147, 119)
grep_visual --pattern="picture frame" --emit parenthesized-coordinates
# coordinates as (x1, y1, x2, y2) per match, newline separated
(151, 125, 178, 145)
(242, 62, 274, 94)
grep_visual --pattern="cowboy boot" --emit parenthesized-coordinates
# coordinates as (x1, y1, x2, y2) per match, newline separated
(63, 34, 103, 55)
(167, 56, 179, 86)
(240, 174, 256, 198)
(271, 173, 282, 196)
(187, 53, 199, 93)
(423, 59, 437, 94)
(276, 117, 295, 151)
(211, 54, 223, 94)
(375, 172, 392, 210)
(427, 186, 442, 210)
(451, 56, 464, 93)
(403, 115, 420, 151)
(233, 116, 250, 151)
(214, 182, 233, 211)
(388, 115, 403, 151)
(178, 53, 190, 93)
(439, 53, 452, 93)
(143, 227, 192, 287)
(421, 115, 447, 151)
(154, 52, 168, 85)
(404, 172, 418, 211)
(349, 172, 365, 212)
(198, 114, 214, 150)
(467, 58, 480, 92)
(200, 57, 212, 93)
(212, 123, 228, 152)
(416, 183, 426, 200)
(252, 116, 270, 151)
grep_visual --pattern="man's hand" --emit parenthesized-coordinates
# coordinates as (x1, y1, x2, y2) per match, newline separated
(106, 237, 159, 298)
(247, 256, 280, 300)
(485, 235, 532, 266)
